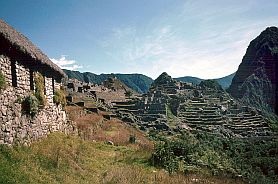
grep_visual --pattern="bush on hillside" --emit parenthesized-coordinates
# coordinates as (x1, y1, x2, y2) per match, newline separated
(129, 135, 136, 144)
(270, 47, 278, 55)
(125, 90, 133, 98)
(151, 132, 278, 183)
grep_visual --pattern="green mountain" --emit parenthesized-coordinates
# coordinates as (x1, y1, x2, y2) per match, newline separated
(174, 73, 235, 89)
(215, 73, 236, 89)
(174, 76, 203, 85)
(63, 69, 153, 94)
(64, 69, 235, 93)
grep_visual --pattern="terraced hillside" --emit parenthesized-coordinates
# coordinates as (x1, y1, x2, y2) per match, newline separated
(178, 89, 273, 139)
(111, 72, 276, 140)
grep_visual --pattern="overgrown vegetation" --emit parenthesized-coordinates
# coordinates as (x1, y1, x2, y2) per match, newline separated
(34, 72, 46, 108)
(125, 90, 133, 98)
(53, 88, 66, 106)
(0, 71, 6, 92)
(0, 132, 246, 184)
(21, 95, 39, 117)
(270, 46, 278, 55)
(151, 132, 278, 184)
(129, 134, 136, 144)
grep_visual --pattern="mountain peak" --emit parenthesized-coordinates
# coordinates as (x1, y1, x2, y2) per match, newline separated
(264, 26, 278, 33)
(153, 72, 175, 86)
(252, 26, 278, 54)
(230, 26, 278, 114)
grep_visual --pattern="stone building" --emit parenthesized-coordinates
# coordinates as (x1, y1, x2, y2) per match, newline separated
(0, 19, 73, 145)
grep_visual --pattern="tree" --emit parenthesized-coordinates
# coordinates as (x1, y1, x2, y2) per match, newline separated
(125, 90, 133, 97)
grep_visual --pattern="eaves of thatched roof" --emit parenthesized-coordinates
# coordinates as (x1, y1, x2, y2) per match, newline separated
(0, 19, 66, 78)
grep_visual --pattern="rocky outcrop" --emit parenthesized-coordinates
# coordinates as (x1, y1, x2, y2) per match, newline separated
(230, 26, 278, 114)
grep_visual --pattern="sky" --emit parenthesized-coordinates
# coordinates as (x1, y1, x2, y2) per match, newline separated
(0, 0, 278, 79)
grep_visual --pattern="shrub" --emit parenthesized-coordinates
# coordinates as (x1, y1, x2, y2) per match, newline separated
(53, 88, 66, 106)
(0, 71, 6, 92)
(34, 73, 46, 108)
(151, 133, 278, 183)
(125, 90, 133, 97)
(21, 95, 39, 117)
(271, 47, 278, 55)
(129, 135, 136, 144)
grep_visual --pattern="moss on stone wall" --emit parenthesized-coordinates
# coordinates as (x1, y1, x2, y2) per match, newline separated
(34, 72, 46, 108)
(0, 71, 6, 92)
(53, 88, 66, 106)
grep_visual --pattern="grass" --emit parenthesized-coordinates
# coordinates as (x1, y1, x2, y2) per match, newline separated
(0, 133, 150, 184)
(0, 106, 247, 183)
(0, 133, 246, 184)
(166, 104, 179, 128)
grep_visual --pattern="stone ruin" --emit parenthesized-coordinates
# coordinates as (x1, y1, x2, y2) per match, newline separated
(111, 72, 277, 139)
(0, 19, 74, 145)
(64, 77, 135, 107)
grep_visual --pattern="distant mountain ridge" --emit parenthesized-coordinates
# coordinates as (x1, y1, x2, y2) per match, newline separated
(63, 69, 153, 93)
(64, 69, 236, 93)
(174, 73, 235, 89)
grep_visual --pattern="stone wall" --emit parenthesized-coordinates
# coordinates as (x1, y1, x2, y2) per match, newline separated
(0, 55, 74, 145)
(45, 76, 54, 105)
(16, 61, 30, 96)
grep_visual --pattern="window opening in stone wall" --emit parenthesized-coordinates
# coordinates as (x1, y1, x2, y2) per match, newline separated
(11, 60, 17, 87)
(43, 76, 46, 95)
(30, 70, 34, 90)
(52, 78, 55, 95)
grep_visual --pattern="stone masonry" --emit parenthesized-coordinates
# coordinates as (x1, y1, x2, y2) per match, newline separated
(0, 55, 73, 146)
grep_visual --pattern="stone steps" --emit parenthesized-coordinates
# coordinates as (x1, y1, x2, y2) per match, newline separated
(200, 114, 221, 118)
(226, 123, 267, 129)
(183, 119, 224, 125)
(229, 126, 269, 133)
(235, 120, 265, 125)
(233, 128, 271, 135)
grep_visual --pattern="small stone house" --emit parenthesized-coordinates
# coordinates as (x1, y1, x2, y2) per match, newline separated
(0, 19, 73, 145)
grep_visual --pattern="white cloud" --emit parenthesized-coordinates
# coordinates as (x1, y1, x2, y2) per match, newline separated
(51, 55, 83, 71)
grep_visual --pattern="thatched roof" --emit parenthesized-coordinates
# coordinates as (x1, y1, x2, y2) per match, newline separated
(0, 19, 66, 78)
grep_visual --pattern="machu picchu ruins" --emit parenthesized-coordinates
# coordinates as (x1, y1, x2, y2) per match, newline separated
(64, 71, 276, 140)
(118, 72, 275, 139)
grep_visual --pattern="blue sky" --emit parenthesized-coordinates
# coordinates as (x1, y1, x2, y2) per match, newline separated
(1, 0, 277, 79)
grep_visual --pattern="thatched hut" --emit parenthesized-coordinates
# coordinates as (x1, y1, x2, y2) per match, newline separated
(0, 19, 73, 145)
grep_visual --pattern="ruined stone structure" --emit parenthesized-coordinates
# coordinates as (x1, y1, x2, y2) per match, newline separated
(0, 19, 74, 145)
(177, 87, 273, 138)
(111, 72, 276, 139)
